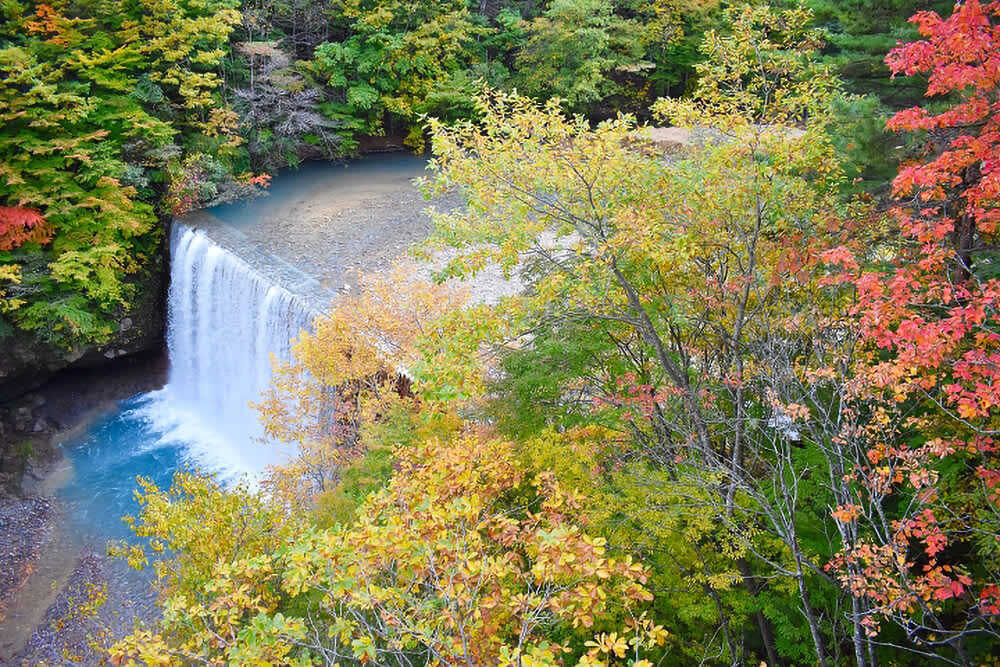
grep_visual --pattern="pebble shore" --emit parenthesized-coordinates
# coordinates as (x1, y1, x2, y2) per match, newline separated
(0, 496, 53, 623)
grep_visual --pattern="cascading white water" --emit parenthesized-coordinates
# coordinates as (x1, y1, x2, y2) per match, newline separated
(142, 223, 313, 478)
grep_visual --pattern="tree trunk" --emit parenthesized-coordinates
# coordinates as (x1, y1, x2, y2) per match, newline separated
(477, 0, 503, 20)
(954, 163, 981, 284)
(792, 547, 829, 667)
(737, 558, 781, 666)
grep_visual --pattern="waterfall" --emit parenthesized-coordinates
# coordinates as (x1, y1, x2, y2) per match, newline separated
(143, 223, 313, 478)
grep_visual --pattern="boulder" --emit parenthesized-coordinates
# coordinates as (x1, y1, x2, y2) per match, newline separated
(644, 126, 698, 153)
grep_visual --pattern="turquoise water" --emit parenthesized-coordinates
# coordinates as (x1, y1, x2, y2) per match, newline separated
(2, 154, 431, 658)
(0, 395, 189, 660)
(50, 392, 251, 629)
(56, 394, 199, 547)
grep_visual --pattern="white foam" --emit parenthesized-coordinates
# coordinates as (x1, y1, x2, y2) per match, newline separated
(140, 224, 311, 480)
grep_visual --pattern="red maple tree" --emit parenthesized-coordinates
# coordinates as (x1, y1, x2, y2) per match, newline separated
(827, 0, 1000, 659)
(0, 206, 53, 251)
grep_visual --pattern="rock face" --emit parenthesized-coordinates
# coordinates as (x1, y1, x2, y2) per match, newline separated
(0, 250, 167, 403)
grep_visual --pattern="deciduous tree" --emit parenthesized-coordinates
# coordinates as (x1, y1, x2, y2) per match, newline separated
(827, 1, 1000, 661)
(257, 264, 468, 508)
(513, 0, 643, 109)
(311, 0, 483, 148)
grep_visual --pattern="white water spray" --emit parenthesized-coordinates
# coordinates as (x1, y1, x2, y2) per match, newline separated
(143, 223, 313, 478)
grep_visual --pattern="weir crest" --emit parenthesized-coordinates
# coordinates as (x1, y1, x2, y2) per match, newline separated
(143, 223, 317, 478)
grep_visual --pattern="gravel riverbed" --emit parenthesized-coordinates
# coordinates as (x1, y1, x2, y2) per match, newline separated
(0, 496, 53, 623)
(0, 352, 166, 664)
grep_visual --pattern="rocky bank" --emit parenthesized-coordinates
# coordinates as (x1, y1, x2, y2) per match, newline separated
(0, 254, 167, 404)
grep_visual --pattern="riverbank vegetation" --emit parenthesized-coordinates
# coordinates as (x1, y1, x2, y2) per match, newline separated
(1, 0, 947, 348)
(97, 1, 1000, 665)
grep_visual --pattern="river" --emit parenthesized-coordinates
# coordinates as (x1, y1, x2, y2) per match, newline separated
(0, 153, 436, 663)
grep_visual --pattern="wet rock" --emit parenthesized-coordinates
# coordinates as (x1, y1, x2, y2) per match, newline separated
(0, 251, 166, 403)
(13, 407, 31, 432)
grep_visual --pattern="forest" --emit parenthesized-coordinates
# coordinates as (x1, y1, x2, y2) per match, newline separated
(2, 0, 999, 664)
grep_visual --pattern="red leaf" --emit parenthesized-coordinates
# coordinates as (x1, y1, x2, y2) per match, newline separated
(0, 207, 53, 250)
